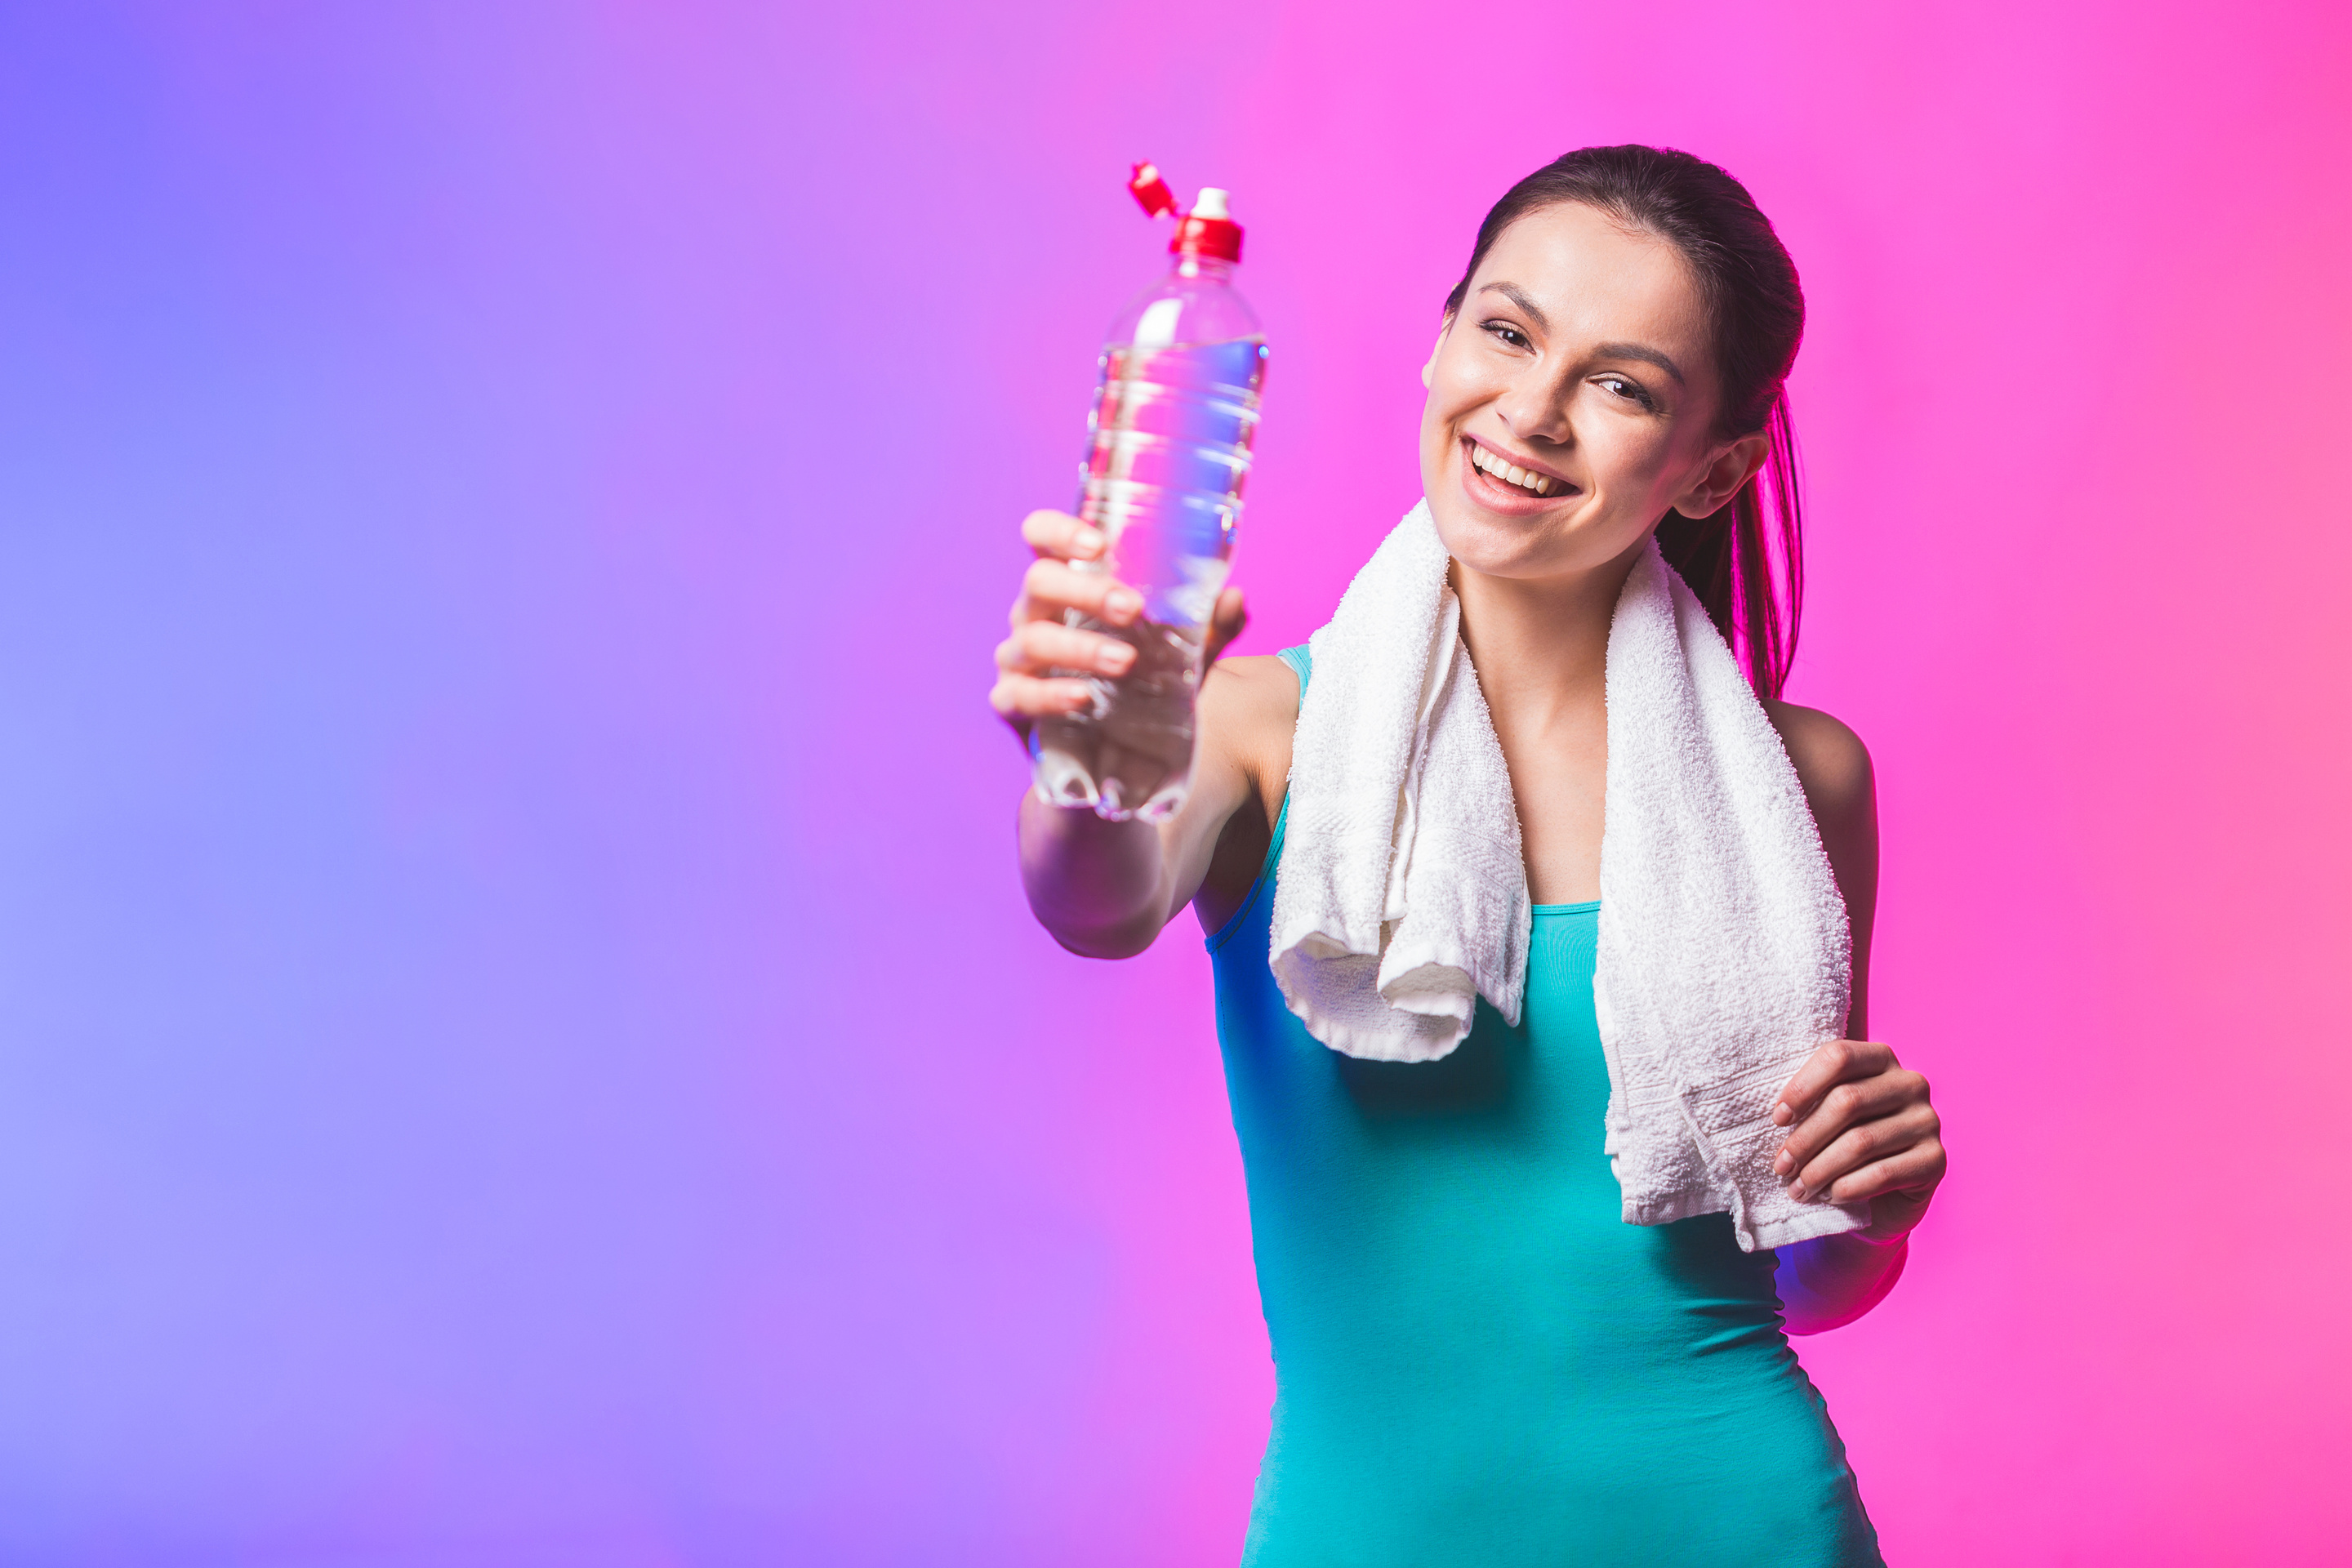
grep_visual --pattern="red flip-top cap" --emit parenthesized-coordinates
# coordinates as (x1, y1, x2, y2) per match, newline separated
(1129, 162, 1244, 263)
(1129, 161, 1177, 219)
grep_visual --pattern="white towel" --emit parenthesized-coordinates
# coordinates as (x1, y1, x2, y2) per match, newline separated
(1269, 501, 1866, 1251)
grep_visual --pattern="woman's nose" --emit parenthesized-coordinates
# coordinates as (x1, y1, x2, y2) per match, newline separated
(1495, 368, 1573, 446)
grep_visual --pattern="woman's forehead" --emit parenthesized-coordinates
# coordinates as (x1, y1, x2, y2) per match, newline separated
(1473, 204, 1709, 351)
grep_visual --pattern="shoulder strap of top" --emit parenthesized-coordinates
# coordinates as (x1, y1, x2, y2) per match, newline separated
(1276, 643, 1312, 693)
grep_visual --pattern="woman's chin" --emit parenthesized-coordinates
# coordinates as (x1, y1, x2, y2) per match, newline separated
(1429, 494, 1651, 584)
(1428, 501, 1552, 577)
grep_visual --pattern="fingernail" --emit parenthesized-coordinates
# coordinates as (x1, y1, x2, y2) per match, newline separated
(1771, 1102, 1793, 1126)
(1075, 526, 1105, 555)
(1788, 1182, 1809, 1201)
(1105, 588, 1142, 621)
(1099, 642, 1134, 674)
(1773, 1151, 1793, 1177)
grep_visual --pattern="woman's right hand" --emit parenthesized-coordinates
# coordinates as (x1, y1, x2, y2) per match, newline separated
(996, 507, 1255, 956)
(988, 510, 1145, 744)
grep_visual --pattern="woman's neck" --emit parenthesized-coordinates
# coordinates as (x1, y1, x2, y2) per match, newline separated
(1450, 537, 1646, 723)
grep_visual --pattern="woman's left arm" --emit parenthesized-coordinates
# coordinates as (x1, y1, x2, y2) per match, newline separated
(1762, 701, 1947, 1335)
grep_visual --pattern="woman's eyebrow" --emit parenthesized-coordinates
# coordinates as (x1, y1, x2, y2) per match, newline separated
(1476, 284, 1686, 386)
(1593, 341, 1685, 385)
(1478, 282, 1550, 331)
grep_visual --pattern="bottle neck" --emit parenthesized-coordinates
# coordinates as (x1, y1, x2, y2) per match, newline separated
(1173, 252, 1236, 283)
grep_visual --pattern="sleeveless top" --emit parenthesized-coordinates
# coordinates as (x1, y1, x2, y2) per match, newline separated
(1204, 644, 1883, 1567)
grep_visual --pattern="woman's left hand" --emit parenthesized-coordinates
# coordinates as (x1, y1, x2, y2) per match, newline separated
(1772, 1040, 1944, 1242)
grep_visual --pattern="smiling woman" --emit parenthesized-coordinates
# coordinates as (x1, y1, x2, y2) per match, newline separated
(991, 146, 1941, 1567)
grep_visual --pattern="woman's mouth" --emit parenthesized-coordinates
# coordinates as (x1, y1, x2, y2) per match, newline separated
(1463, 438, 1571, 500)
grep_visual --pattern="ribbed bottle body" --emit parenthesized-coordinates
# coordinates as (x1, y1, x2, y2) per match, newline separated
(1031, 256, 1266, 822)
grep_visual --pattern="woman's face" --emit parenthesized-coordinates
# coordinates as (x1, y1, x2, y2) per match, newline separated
(1419, 201, 1762, 581)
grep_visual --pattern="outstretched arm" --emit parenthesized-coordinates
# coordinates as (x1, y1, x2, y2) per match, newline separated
(991, 509, 1255, 958)
(1763, 701, 1947, 1334)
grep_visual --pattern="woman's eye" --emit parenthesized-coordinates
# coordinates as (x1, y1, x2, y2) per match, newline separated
(1597, 375, 1656, 410)
(1481, 321, 1531, 350)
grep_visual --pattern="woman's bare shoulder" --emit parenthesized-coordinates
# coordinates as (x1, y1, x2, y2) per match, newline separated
(1214, 648, 1307, 737)
(1200, 653, 1303, 811)
(1762, 697, 1875, 831)
(1763, 697, 1881, 982)
(1204, 653, 1303, 716)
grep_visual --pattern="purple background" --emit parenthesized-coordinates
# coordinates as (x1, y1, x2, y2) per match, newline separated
(2, 2, 2348, 1563)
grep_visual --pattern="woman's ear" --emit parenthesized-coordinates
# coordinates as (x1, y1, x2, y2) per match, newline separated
(1421, 314, 1453, 390)
(1671, 432, 1770, 519)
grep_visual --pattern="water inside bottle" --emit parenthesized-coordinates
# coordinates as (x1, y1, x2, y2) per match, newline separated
(1032, 336, 1267, 822)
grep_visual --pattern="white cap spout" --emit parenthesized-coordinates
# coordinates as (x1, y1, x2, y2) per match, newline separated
(1192, 187, 1232, 220)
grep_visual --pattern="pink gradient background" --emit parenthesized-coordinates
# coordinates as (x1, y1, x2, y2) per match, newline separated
(0, 2, 2345, 1563)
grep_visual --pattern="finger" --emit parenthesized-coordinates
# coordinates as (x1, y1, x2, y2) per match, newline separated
(998, 621, 1135, 678)
(1818, 1139, 1947, 1208)
(1202, 586, 1249, 664)
(1020, 509, 1108, 564)
(1018, 558, 1146, 627)
(989, 670, 1098, 722)
(1774, 1067, 1927, 1174)
(1788, 1101, 1941, 1200)
(1771, 1039, 1895, 1128)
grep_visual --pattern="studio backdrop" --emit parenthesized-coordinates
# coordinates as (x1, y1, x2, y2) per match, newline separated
(0, 2, 2346, 1564)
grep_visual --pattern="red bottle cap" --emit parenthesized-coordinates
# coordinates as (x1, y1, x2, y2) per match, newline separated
(1171, 186, 1243, 262)
(1128, 161, 1245, 263)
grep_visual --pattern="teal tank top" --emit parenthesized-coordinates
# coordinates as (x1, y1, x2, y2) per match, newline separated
(1205, 645, 1882, 1567)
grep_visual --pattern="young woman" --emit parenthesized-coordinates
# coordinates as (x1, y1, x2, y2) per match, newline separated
(991, 146, 1945, 1567)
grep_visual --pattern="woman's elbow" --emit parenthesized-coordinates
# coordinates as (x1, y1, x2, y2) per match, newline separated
(1776, 1234, 1910, 1335)
(1045, 918, 1160, 960)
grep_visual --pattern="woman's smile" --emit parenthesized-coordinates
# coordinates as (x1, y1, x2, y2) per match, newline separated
(1461, 434, 1576, 506)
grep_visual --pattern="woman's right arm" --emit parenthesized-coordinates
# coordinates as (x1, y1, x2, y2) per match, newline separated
(990, 510, 1255, 958)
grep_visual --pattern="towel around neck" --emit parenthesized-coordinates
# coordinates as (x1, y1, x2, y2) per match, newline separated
(1267, 501, 1865, 1250)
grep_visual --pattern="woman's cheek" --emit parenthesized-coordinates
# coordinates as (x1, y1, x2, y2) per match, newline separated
(1601, 429, 1673, 510)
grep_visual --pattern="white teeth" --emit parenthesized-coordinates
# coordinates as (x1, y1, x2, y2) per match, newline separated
(1471, 444, 1559, 497)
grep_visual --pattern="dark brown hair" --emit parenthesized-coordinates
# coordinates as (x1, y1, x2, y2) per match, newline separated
(1445, 145, 1807, 697)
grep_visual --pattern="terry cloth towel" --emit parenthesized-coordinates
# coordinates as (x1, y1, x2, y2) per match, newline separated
(1268, 500, 1865, 1251)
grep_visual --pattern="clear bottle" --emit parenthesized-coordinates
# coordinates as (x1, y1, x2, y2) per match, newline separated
(1031, 164, 1268, 822)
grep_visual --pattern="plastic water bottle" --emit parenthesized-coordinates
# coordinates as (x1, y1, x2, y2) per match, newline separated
(1030, 163, 1268, 822)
